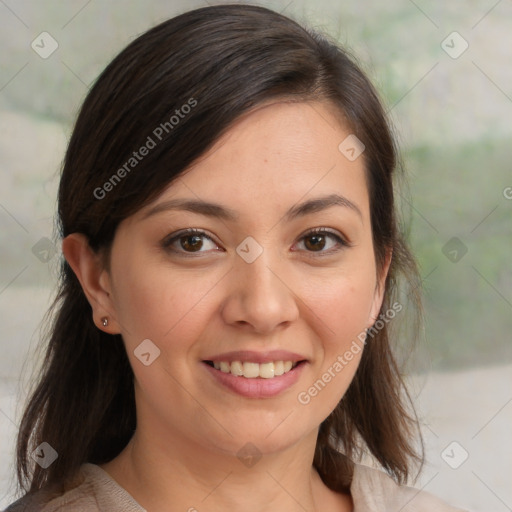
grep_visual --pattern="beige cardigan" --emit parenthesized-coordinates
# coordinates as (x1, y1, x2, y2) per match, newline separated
(5, 463, 467, 511)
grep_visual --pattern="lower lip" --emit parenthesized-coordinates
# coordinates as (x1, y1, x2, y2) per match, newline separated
(202, 361, 306, 398)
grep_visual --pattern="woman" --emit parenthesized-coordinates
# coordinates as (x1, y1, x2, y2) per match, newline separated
(6, 4, 465, 511)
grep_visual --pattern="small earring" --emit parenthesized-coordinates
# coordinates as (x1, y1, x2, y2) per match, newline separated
(101, 317, 109, 327)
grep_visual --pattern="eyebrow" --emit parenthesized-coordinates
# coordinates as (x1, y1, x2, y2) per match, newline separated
(142, 193, 362, 222)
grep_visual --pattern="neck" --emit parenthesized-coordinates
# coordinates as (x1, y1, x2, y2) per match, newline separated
(101, 424, 352, 512)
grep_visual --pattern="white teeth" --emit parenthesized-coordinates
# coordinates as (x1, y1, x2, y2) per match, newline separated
(259, 362, 275, 379)
(210, 360, 299, 378)
(230, 360, 244, 376)
(274, 361, 284, 376)
(243, 362, 260, 378)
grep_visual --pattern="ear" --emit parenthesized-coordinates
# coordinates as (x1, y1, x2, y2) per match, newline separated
(62, 233, 121, 334)
(367, 248, 393, 327)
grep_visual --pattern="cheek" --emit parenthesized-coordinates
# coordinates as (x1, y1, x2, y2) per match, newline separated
(296, 264, 376, 411)
(305, 265, 377, 346)
(111, 254, 227, 356)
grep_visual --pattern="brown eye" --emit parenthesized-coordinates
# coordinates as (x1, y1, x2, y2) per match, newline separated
(294, 228, 349, 254)
(180, 234, 204, 252)
(304, 233, 327, 251)
(162, 229, 220, 255)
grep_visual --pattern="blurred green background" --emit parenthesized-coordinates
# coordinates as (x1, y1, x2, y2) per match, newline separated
(1, 0, 511, 373)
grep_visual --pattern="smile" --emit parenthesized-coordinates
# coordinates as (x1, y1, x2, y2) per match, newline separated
(206, 360, 299, 379)
(202, 359, 306, 398)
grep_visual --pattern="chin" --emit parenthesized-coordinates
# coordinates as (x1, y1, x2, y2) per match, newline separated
(198, 415, 316, 460)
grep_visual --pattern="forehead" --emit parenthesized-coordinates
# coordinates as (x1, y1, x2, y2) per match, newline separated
(139, 100, 370, 224)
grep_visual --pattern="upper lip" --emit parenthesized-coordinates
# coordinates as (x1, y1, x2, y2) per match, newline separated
(203, 350, 307, 364)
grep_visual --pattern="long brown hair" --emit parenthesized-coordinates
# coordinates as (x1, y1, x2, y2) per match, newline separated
(14, 3, 423, 498)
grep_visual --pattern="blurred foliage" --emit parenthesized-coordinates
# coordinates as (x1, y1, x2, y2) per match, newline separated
(403, 139, 512, 369)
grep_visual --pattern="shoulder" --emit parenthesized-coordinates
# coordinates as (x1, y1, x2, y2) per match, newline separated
(3, 464, 145, 512)
(350, 463, 468, 512)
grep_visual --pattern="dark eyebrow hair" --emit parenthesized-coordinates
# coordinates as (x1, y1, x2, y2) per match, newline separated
(284, 193, 362, 221)
(142, 193, 362, 222)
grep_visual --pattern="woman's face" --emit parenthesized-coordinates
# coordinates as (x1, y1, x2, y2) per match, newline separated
(103, 101, 387, 458)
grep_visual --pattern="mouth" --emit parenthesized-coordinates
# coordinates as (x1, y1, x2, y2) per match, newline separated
(203, 359, 306, 379)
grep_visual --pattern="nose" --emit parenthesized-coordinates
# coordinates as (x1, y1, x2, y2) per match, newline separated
(220, 247, 299, 335)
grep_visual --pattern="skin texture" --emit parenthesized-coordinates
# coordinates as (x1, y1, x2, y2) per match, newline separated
(63, 101, 390, 512)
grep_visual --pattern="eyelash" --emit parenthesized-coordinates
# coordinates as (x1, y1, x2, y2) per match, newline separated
(161, 227, 351, 257)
